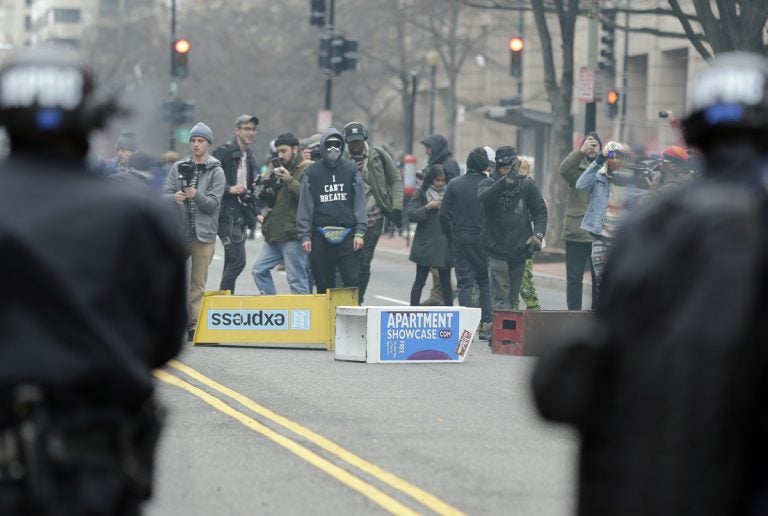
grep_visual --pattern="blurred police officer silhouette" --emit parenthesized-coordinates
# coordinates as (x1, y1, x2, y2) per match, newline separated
(0, 47, 187, 514)
(533, 52, 768, 516)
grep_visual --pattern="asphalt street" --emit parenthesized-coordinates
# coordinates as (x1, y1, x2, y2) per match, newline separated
(147, 235, 580, 516)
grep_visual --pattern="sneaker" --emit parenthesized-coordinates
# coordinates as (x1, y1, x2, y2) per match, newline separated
(419, 299, 440, 306)
(478, 322, 492, 341)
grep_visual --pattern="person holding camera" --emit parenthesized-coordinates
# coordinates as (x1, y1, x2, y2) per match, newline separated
(478, 146, 548, 314)
(343, 122, 404, 303)
(212, 114, 259, 293)
(559, 133, 601, 310)
(251, 132, 312, 294)
(575, 141, 646, 304)
(165, 122, 226, 340)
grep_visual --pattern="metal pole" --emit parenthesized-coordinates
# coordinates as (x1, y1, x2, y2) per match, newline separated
(516, 9, 524, 151)
(584, 2, 598, 135)
(405, 73, 418, 155)
(324, 0, 335, 112)
(428, 65, 436, 134)
(169, 0, 177, 151)
(619, 7, 629, 142)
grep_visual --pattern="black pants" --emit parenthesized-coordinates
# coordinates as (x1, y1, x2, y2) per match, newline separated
(358, 218, 384, 303)
(411, 265, 452, 306)
(452, 242, 492, 323)
(219, 236, 246, 293)
(565, 240, 596, 310)
(310, 232, 361, 294)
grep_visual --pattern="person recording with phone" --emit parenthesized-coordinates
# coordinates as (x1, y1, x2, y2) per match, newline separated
(164, 122, 226, 341)
(559, 132, 601, 310)
(251, 132, 312, 294)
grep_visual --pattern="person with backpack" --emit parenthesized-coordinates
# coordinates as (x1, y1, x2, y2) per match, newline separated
(343, 122, 404, 303)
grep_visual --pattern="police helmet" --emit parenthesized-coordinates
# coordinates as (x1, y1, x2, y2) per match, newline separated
(0, 46, 118, 141)
(343, 122, 367, 143)
(682, 52, 768, 148)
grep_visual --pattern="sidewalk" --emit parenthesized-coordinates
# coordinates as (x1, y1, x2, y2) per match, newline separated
(374, 232, 591, 291)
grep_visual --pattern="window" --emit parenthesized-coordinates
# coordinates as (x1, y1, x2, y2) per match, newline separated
(24, 15, 31, 31)
(53, 8, 81, 23)
(99, 0, 119, 15)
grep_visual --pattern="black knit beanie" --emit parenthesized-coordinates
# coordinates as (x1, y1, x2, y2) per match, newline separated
(466, 147, 491, 172)
(274, 132, 300, 147)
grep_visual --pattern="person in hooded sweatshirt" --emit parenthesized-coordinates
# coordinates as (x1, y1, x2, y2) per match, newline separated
(296, 127, 367, 294)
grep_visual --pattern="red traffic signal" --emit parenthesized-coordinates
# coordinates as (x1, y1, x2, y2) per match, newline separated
(607, 89, 619, 118)
(508, 37, 525, 53)
(171, 38, 190, 79)
(508, 37, 524, 78)
(174, 38, 190, 54)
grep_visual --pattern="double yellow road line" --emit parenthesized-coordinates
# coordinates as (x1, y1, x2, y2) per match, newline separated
(157, 360, 465, 516)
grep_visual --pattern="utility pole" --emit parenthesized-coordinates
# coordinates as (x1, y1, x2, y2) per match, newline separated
(324, 0, 335, 111)
(584, 2, 599, 135)
(619, 5, 630, 142)
(169, 0, 177, 151)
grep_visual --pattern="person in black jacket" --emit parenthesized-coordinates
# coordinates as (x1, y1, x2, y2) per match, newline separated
(212, 114, 259, 293)
(532, 52, 768, 516)
(296, 128, 367, 294)
(440, 147, 494, 340)
(407, 164, 453, 306)
(0, 47, 187, 515)
(478, 146, 547, 311)
(420, 133, 460, 179)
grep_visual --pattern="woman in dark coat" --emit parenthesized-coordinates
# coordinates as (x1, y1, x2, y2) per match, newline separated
(406, 164, 453, 306)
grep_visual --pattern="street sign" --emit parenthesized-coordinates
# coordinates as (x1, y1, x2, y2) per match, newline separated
(175, 127, 190, 144)
(317, 109, 332, 132)
(578, 66, 597, 103)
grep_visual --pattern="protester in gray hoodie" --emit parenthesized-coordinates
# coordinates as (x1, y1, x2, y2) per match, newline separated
(164, 122, 226, 339)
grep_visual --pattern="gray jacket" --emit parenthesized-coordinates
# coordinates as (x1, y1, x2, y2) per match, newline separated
(164, 156, 226, 244)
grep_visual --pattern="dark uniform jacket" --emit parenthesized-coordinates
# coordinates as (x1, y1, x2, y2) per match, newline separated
(478, 173, 547, 262)
(0, 154, 187, 414)
(533, 179, 767, 516)
(407, 185, 453, 269)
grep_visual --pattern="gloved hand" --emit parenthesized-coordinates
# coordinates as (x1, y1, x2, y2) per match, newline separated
(504, 158, 522, 184)
(526, 233, 544, 254)
(388, 209, 403, 228)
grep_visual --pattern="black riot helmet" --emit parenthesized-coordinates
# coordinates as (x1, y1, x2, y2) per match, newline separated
(682, 52, 768, 150)
(0, 46, 119, 150)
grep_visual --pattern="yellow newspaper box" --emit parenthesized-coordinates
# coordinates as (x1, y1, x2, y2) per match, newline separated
(193, 288, 357, 350)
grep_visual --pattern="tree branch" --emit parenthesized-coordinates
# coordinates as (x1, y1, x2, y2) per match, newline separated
(668, 0, 712, 59)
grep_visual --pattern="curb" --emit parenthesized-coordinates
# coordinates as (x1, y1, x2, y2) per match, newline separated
(375, 246, 589, 292)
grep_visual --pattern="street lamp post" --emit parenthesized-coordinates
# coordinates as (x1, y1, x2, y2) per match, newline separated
(426, 50, 440, 135)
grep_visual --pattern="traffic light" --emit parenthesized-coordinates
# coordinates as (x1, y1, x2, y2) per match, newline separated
(163, 98, 195, 126)
(607, 89, 619, 118)
(309, 0, 325, 27)
(171, 38, 190, 79)
(508, 37, 524, 78)
(599, 11, 616, 75)
(329, 35, 357, 75)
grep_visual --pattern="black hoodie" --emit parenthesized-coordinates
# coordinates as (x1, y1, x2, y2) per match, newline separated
(296, 127, 367, 243)
(420, 134, 460, 179)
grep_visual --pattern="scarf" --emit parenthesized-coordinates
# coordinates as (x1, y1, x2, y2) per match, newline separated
(426, 184, 445, 203)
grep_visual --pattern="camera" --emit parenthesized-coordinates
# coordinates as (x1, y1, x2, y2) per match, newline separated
(628, 160, 658, 189)
(310, 147, 322, 161)
(658, 110, 670, 119)
(177, 161, 196, 186)
(271, 157, 282, 169)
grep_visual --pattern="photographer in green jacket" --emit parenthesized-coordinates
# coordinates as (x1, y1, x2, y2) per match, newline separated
(559, 133, 599, 310)
(343, 122, 404, 303)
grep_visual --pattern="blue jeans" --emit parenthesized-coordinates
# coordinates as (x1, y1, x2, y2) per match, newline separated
(251, 240, 310, 295)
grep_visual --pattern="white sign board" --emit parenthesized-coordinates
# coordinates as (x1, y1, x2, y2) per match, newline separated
(578, 67, 596, 103)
